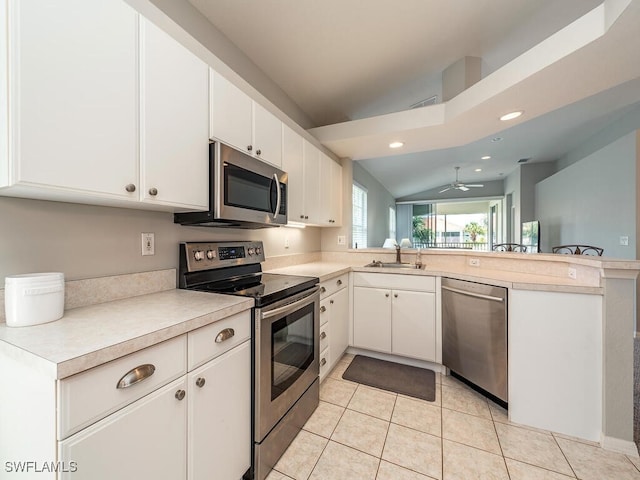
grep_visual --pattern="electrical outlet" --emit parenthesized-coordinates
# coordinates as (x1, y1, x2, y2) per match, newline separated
(568, 267, 577, 279)
(469, 258, 480, 267)
(284, 236, 290, 249)
(620, 236, 629, 246)
(337, 235, 346, 245)
(141, 233, 155, 256)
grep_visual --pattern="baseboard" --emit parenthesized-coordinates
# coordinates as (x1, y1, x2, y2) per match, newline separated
(601, 435, 639, 456)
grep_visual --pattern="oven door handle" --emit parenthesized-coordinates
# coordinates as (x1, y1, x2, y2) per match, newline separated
(260, 286, 319, 320)
(271, 173, 281, 220)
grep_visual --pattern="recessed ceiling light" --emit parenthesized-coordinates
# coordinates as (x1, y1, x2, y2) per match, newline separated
(481, 155, 491, 160)
(475, 168, 482, 172)
(500, 111, 523, 121)
(491, 137, 503, 143)
(389, 141, 404, 149)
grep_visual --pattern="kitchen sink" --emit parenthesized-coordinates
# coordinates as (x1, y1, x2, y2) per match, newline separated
(364, 261, 423, 269)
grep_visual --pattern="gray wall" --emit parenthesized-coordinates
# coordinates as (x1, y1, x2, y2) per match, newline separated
(535, 131, 638, 258)
(0, 197, 321, 281)
(352, 162, 396, 248)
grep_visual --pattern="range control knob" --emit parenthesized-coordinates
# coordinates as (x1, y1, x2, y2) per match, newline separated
(247, 248, 255, 256)
(194, 250, 205, 261)
(255, 247, 262, 255)
(206, 250, 215, 260)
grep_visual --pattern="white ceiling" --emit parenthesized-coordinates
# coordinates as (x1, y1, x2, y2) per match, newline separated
(188, 0, 640, 198)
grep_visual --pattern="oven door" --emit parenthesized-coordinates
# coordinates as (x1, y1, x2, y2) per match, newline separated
(254, 286, 319, 442)
(214, 142, 287, 226)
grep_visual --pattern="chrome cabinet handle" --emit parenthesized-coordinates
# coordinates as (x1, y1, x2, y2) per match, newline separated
(320, 306, 326, 313)
(330, 300, 334, 304)
(320, 358, 327, 366)
(320, 287, 326, 293)
(394, 293, 398, 298)
(385, 293, 390, 298)
(196, 377, 206, 388)
(256, 149, 262, 155)
(125, 184, 136, 193)
(320, 331, 327, 340)
(116, 364, 155, 389)
(148, 187, 158, 196)
(175, 389, 186, 401)
(215, 328, 235, 343)
(336, 279, 342, 286)
(247, 145, 253, 151)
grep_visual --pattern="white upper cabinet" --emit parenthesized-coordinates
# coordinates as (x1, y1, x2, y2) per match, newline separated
(210, 70, 283, 167)
(140, 18, 209, 210)
(319, 152, 342, 226)
(5, 0, 138, 199)
(282, 124, 304, 222)
(302, 139, 321, 224)
(209, 69, 253, 154)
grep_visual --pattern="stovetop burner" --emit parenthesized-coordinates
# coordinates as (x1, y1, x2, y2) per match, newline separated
(178, 241, 318, 307)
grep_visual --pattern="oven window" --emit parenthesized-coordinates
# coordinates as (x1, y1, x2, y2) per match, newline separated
(271, 302, 315, 401)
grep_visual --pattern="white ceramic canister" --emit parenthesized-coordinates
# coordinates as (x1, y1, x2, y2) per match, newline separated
(4, 273, 65, 327)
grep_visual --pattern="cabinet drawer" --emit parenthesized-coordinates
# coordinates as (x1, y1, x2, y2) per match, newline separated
(353, 272, 435, 292)
(319, 298, 330, 326)
(320, 273, 348, 299)
(320, 347, 330, 378)
(58, 335, 187, 440)
(188, 310, 251, 371)
(320, 322, 329, 352)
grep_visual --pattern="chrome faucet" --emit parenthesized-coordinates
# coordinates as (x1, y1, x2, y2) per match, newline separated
(395, 244, 402, 264)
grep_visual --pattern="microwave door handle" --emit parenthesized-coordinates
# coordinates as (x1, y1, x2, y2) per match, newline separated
(272, 173, 281, 219)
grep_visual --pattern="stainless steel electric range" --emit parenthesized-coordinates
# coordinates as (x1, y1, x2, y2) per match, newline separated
(178, 241, 320, 480)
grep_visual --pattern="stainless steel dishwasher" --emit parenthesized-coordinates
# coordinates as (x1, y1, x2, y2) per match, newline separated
(442, 277, 508, 404)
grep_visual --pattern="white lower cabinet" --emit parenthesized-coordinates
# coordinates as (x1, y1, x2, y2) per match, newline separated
(353, 273, 436, 362)
(58, 377, 188, 480)
(318, 274, 349, 379)
(188, 340, 251, 480)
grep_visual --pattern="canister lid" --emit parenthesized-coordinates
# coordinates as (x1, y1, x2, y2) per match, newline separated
(5, 272, 64, 286)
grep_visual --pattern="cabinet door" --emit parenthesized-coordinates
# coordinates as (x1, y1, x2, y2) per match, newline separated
(329, 287, 349, 367)
(392, 290, 436, 361)
(353, 287, 391, 352)
(210, 69, 252, 153)
(188, 340, 251, 480)
(253, 102, 282, 167)
(11, 0, 138, 198)
(330, 158, 343, 226)
(59, 377, 187, 480)
(140, 18, 208, 210)
(282, 125, 305, 223)
(319, 153, 342, 226)
(302, 139, 321, 224)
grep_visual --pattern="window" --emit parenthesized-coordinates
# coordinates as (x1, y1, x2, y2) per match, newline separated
(352, 183, 367, 248)
(389, 206, 396, 240)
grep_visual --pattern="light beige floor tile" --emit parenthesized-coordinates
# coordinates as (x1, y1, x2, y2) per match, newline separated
(266, 470, 295, 480)
(488, 400, 509, 424)
(551, 431, 600, 448)
(331, 408, 389, 457)
(376, 460, 437, 480)
(440, 374, 469, 390)
(273, 430, 328, 480)
(505, 458, 576, 479)
(391, 395, 441, 437)
(441, 384, 491, 419)
(442, 408, 501, 455)
(628, 454, 640, 471)
(303, 401, 345, 438)
(443, 439, 509, 480)
(328, 359, 352, 380)
(319, 377, 357, 407)
(495, 423, 573, 476)
(309, 441, 379, 480)
(348, 385, 397, 420)
(556, 436, 640, 480)
(382, 423, 442, 480)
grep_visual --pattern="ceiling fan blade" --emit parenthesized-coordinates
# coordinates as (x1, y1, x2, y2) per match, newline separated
(439, 186, 452, 193)
(458, 186, 469, 192)
(465, 184, 484, 188)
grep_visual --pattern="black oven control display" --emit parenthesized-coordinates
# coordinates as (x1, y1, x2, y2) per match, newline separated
(218, 246, 246, 261)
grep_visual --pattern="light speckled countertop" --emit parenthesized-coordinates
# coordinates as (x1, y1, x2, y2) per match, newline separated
(0, 289, 253, 379)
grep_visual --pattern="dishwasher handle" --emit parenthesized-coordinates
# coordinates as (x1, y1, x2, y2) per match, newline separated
(442, 285, 505, 303)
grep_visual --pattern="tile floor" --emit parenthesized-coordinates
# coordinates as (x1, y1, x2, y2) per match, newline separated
(267, 354, 640, 480)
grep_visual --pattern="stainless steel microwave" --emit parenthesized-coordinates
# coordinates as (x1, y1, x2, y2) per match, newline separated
(174, 142, 287, 228)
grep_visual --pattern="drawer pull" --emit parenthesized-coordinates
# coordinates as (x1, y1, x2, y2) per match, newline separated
(320, 331, 327, 340)
(175, 389, 186, 401)
(320, 306, 326, 313)
(320, 286, 326, 293)
(336, 279, 342, 286)
(196, 377, 206, 388)
(116, 364, 156, 389)
(215, 328, 235, 343)
(320, 358, 327, 366)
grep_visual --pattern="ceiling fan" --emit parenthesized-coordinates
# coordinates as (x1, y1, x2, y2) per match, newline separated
(439, 166, 484, 193)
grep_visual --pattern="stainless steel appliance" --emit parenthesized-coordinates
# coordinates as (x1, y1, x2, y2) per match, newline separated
(178, 241, 319, 480)
(174, 142, 287, 228)
(441, 277, 508, 405)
